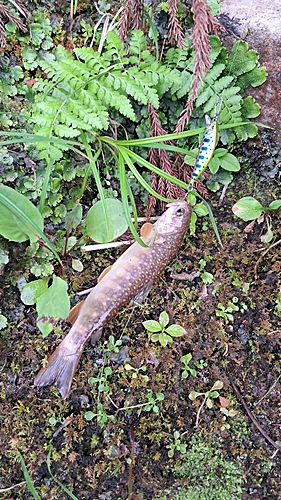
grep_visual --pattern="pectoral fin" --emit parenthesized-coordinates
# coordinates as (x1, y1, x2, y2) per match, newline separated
(66, 300, 85, 324)
(67, 265, 114, 325)
(98, 264, 113, 282)
(140, 222, 156, 246)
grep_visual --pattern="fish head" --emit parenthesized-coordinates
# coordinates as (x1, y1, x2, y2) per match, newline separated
(154, 200, 192, 235)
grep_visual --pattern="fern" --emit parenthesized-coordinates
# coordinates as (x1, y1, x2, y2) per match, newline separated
(163, 36, 267, 143)
(31, 32, 168, 160)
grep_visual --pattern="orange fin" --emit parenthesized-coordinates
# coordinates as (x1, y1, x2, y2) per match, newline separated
(140, 222, 154, 238)
(34, 346, 81, 399)
(98, 264, 113, 282)
(66, 300, 85, 325)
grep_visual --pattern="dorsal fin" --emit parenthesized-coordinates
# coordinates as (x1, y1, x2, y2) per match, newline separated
(66, 300, 85, 325)
(98, 264, 113, 282)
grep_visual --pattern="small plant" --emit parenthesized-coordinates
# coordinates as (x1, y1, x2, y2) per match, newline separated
(167, 430, 187, 458)
(180, 353, 197, 379)
(189, 380, 224, 427)
(145, 392, 165, 413)
(216, 300, 239, 324)
(143, 310, 186, 347)
(232, 196, 281, 243)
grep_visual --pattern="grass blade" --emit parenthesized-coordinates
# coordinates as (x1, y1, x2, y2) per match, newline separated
(118, 150, 148, 247)
(46, 447, 79, 500)
(0, 192, 62, 264)
(18, 453, 41, 500)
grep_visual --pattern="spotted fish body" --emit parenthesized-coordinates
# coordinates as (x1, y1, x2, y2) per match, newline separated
(34, 201, 192, 399)
(190, 114, 218, 186)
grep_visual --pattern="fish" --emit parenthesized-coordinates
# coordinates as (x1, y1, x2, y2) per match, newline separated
(34, 200, 192, 399)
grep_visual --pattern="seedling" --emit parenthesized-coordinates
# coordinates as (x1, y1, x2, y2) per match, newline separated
(232, 196, 281, 243)
(180, 353, 197, 379)
(143, 311, 186, 347)
(216, 300, 239, 324)
(124, 363, 149, 384)
(189, 380, 224, 427)
(167, 430, 187, 458)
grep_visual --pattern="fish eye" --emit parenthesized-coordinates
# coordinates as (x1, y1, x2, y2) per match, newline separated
(176, 208, 185, 216)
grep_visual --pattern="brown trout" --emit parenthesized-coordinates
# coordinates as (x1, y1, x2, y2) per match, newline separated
(34, 200, 192, 399)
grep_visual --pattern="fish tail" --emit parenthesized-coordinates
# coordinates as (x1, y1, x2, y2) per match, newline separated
(34, 345, 81, 399)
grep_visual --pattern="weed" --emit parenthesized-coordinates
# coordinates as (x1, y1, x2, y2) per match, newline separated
(189, 380, 224, 427)
(216, 300, 239, 324)
(232, 196, 281, 243)
(167, 430, 187, 458)
(180, 353, 197, 379)
(143, 310, 186, 347)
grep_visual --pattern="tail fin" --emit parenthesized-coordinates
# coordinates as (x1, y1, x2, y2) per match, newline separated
(34, 346, 81, 399)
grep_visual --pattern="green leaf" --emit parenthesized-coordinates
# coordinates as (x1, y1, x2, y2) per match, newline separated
(159, 311, 169, 328)
(21, 279, 49, 305)
(165, 325, 186, 337)
(194, 203, 208, 217)
(65, 204, 83, 233)
(180, 353, 192, 365)
(0, 314, 7, 329)
(232, 196, 264, 221)
(211, 380, 224, 390)
(268, 200, 281, 211)
(219, 153, 240, 172)
(143, 320, 162, 333)
(85, 198, 128, 243)
(36, 276, 70, 337)
(0, 184, 43, 243)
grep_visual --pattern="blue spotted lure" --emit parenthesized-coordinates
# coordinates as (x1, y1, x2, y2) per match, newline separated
(189, 100, 222, 187)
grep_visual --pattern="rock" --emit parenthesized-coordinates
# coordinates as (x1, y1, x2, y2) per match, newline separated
(219, 0, 281, 146)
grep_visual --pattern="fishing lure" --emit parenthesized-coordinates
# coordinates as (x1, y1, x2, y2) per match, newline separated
(189, 112, 218, 187)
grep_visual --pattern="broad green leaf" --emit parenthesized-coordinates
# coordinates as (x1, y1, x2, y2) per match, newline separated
(143, 320, 161, 333)
(0, 184, 43, 243)
(21, 279, 49, 305)
(208, 155, 220, 174)
(166, 325, 186, 337)
(219, 153, 240, 172)
(232, 196, 264, 221)
(194, 203, 208, 217)
(189, 391, 203, 401)
(159, 311, 169, 328)
(72, 258, 83, 272)
(180, 353, 192, 365)
(85, 198, 128, 243)
(268, 200, 281, 211)
(36, 276, 70, 337)
(65, 204, 83, 233)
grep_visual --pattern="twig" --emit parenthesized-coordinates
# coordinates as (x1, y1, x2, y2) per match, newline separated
(194, 395, 207, 428)
(229, 377, 281, 453)
(128, 418, 136, 500)
(254, 238, 281, 279)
